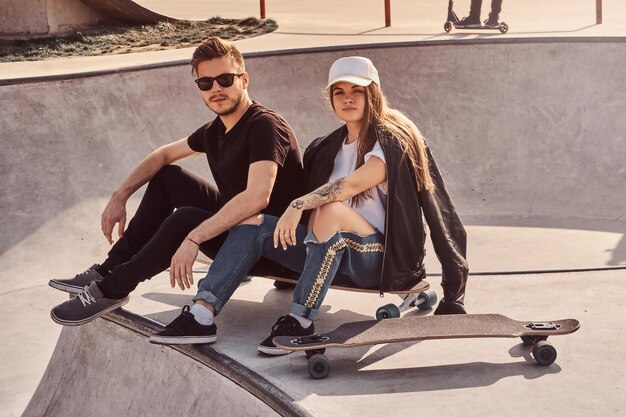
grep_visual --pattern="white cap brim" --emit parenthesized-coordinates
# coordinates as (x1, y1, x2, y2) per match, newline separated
(326, 75, 373, 90)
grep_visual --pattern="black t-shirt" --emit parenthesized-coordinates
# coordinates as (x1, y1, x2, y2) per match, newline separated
(187, 102, 304, 217)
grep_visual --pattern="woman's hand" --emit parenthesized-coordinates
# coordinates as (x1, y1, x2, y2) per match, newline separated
(274, 206, 303, 250)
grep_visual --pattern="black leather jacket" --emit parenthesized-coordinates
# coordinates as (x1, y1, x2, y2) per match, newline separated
(303, 125, 468, 306)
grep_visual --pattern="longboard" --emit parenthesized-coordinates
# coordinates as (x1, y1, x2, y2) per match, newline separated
(274, 314, 580, 379)
(195, 257, 436, 317)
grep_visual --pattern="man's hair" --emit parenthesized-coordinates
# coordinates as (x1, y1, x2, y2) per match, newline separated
(191, 37, 245, 75)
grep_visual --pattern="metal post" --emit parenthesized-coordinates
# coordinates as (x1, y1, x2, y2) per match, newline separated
(596, 0, 602, 24)
(384, 0, 391, 27)
(260, 0, 266, 19)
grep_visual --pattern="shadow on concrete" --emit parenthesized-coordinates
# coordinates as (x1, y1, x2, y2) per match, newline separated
(301, 360, 561, 396)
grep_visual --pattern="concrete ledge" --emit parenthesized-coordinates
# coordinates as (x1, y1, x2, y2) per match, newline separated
(22, 308, 311, 417)
(2, 36, 626, 85)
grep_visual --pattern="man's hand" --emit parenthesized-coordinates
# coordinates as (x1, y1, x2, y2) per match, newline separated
(101, 197, 127, 245)
(274, 205, 303, 250)
(170, 239, 199, 291)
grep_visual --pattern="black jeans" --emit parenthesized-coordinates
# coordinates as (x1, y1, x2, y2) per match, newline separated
(97, 165, 225, 299)
(470, 0, 503, 20)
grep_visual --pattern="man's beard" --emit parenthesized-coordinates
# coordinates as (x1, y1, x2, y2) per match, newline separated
(206, 91, 244, 116)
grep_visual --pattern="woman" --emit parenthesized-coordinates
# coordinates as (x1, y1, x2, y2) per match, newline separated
(257, 56, 469, 354)
(151, 56, 468, 352)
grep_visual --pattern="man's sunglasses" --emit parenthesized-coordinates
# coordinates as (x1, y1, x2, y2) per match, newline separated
(194, 73, 243, 91)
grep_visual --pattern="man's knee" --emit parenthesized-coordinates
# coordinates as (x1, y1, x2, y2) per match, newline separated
(238, 214, 264, 226)
(163, 206, 210, 231)
(152, 164, 181, 181)
(146, 165, 181, 191)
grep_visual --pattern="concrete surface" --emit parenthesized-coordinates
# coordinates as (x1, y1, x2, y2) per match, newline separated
(0, 0, 178, 37)
(1, 1, 625, 417)
(18, 269, 625, 417)
(80, 0, 179, 24)
(0, 0, 112, 37)
(3, 0, 626, 81)
(21, 310, 299, 417)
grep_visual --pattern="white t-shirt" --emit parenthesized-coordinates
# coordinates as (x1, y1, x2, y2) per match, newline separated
(327, 138, 388, 233)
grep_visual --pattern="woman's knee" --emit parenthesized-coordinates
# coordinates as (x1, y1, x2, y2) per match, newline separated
(312, 202, 375, 238)
(312, 202, 346, 223)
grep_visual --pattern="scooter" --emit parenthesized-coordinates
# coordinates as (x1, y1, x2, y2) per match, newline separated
(444, 0, 509, 33)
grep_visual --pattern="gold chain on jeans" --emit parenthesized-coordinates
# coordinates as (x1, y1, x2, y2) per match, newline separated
(304, 238, 384, 308)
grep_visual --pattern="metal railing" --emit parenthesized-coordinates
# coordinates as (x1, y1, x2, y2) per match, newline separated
(259, 1, 602, 27)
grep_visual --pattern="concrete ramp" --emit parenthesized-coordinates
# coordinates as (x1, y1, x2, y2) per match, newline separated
(2, 38, 625, 417)
(0, 0, 178, 38)
(79, 0, 179, 24)
(2, 40, 624, 278)
(22, 309, 308, 417)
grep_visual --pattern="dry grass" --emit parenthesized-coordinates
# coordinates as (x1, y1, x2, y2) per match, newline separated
(0, 17, 277, 62)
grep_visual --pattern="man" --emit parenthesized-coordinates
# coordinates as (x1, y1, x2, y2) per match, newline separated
(454, 0, 503, 28)
(50, 37, 304, 327)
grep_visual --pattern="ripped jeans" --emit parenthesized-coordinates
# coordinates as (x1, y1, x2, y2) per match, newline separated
(292, 229, 384, 320)
(195, 215, 384, 320)
(194, 215, 308, 314)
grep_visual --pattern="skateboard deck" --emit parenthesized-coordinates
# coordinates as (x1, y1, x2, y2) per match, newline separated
(274, 314, 580, 378)
(195, 257, 436, 317)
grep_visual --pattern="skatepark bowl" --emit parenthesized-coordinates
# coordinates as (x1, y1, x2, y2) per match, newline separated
(1, 38, 625, 416)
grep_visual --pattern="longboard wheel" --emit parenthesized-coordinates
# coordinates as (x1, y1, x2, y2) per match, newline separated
(376, 304, 401, 320)
(416, 289, 438, 311)
(499, 22, 509, 33)
(305, 348, 326, 359)
(444, 21, 453, 33)
(521, 335, 548, 346)
(532, 341, 557, 366)
(308, 354, 331, 379)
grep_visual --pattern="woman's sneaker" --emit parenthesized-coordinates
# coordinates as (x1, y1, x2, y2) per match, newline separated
(258, 315, 314, 355)
(49, 264, 104, 294)
(149, 305, 217, 345)
(453, 16, 481, 28)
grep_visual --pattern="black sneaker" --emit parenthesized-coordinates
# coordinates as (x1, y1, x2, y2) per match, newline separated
(453, 16, 481, 28)
(49, 264, 104, 294)
(434, 299, 467, 315)
(273, 280, 296, 290)
(50, 281, 129, 326)
(258, 315, 314, 356)
(149, 305, 217, 345)
(484, 17, 500, 28)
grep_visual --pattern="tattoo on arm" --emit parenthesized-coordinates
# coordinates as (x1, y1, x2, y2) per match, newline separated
(291, 199, 305, 209)
(291, 178, 346, 210)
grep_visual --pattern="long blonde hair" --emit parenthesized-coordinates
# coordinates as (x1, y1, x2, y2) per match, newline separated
(329, 82, 435, 206)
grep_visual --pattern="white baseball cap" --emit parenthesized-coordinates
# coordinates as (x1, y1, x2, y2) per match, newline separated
(326, 56, 380, 90)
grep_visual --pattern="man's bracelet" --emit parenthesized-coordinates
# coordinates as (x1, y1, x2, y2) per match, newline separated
(186, 236, 200, 247)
